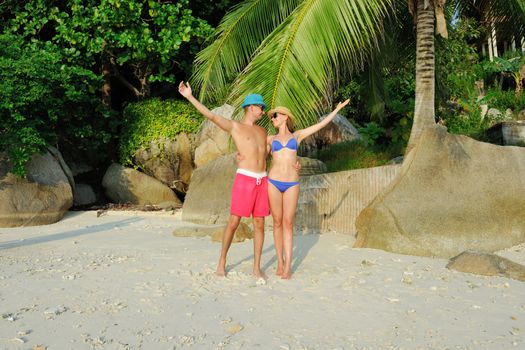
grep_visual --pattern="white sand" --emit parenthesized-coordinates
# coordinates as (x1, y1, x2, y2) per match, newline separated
(0, 211, 524, 350)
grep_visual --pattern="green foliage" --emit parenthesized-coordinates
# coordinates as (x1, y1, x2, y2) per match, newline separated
(483, 88, 525, 113)
(440, 49, 525, 138)
(372, 59, 414, 153)
(4, 0, 213, 99)
(0, 33, 109, 177)
(332, 56, 414, 155)
(334, 81, 365, 122)
(435, 17, 481, 101)
(476, 54, 525, 97)
(313, 140, 393, 172)
(357, 122, 385, 146)
(442, 105, 484, 138)
(119, 99, 204, 166)
(441, 86, 525, 138)
(390, 115, 412, 151)
(480, 55, 524, 76)
(1, 0, 218, 177)
(383, 61, 415, 118)
(191, 0, 393, 129)
(191, 0, 304, 104)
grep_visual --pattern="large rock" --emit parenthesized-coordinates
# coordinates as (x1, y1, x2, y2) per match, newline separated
(194, 104, 235, 168)
(182, 154, 237, 224)
(501, 121, 525, 146)
(73, 184, 97, 207)
(296, 165, 400, 235)
(102, 163, 181, 205)
(486, 121, 525, 146)
(0, 149, 74, 227)
(210, 222, 254, 243)
(355, 125, 525, 258)
(182, 153, 328, 225)
(297, 157, 327, 176)
(300, 114, 360, 156)
(447, 251, 525, 282)
(134, 133, 194, 195)
(172, 222, 253, 243)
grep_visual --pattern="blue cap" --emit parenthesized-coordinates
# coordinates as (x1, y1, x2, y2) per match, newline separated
(241, 94, 266, 110)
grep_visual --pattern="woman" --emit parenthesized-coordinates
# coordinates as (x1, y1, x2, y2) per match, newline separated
(267, 100, 349, 279)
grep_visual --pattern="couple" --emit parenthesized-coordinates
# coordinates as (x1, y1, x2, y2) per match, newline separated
(179, 82, 349, 280)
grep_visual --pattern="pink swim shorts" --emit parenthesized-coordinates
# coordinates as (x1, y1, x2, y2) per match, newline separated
(230, 169, 270, 218)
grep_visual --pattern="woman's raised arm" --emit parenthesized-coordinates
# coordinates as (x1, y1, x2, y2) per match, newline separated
(294, 99, 350, 142)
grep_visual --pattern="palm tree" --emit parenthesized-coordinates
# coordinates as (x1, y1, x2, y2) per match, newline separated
(191, 0, 525, 149)
(191, 0, 393, 129)
(407, 0, 525, 151)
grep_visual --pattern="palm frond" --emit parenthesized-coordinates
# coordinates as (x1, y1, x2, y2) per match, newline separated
(227, 0, 394, 130)
(190, 0, 303, 103)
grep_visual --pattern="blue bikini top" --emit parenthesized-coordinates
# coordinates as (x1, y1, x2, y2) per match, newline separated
(271, 137, 298, 152)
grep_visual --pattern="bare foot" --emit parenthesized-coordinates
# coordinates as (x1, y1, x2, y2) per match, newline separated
(281, 270, 292, 280)
(253, 269, 268, 280)
(216, 261, 227, 277)
(275, 266, 284, 276)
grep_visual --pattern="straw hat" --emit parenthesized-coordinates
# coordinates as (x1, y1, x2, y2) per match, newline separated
(267, 106, 295, 121)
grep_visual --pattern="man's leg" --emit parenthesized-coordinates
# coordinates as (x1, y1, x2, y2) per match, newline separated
(216, 214, 241, 276)
(252, 216, 267, 279)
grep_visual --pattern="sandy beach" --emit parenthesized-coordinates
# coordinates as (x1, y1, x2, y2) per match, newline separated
(1, 210, 524, 350)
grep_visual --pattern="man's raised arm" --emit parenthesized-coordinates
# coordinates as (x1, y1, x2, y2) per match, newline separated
(178, 81, 234, 133)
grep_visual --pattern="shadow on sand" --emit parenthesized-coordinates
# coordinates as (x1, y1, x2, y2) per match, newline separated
(228, 232, 320, 275)
(0, 215, 142, 250)
(261, 233, 320, 274)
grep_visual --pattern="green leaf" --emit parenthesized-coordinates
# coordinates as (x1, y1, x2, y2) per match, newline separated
(191, 0, 304, 103)
(227, 0, 392, 129)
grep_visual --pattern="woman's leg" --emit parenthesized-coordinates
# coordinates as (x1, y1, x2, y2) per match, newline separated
(281, 185, 300, 279)
(268, 183, 284, 275)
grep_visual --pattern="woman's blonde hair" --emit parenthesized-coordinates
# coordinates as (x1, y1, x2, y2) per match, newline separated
(268, 106, 295, 132)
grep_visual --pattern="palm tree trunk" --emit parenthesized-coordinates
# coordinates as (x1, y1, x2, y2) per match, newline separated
(406, 0, 436, 153)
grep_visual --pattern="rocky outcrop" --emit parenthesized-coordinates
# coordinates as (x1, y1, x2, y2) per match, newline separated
(134, 133, 194, 195)
(182, 151, 397, 236)
(486, 121, 525, 146)
(73, 183, 97, 206)
(300, 114, 360, 156)
(182, 154, 237, 225)
(131, 105, 236, 195)
(0, 149, 74, 227)
(172, 220, 253, 243)
(102, 163, 181, 205)
(210, 222, 253, 243)
(355, 125, 525, 258)
(295, 165, 400, 235)
(447, 251, 525, 282)
(501, 121, 525, 146)
(194, 104, 235, 168)
(297, 157, 327, 176)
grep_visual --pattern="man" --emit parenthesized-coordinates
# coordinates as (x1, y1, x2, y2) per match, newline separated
(178, 82, 269, 279)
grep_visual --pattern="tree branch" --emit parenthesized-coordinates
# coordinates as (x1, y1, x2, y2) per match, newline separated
(110, 57, 140, 98)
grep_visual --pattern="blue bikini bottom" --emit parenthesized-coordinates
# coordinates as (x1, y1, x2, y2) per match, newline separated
(268, 178, 300, 193)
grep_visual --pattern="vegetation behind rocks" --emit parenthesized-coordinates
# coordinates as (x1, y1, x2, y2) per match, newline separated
(119, 99, 203, 167)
